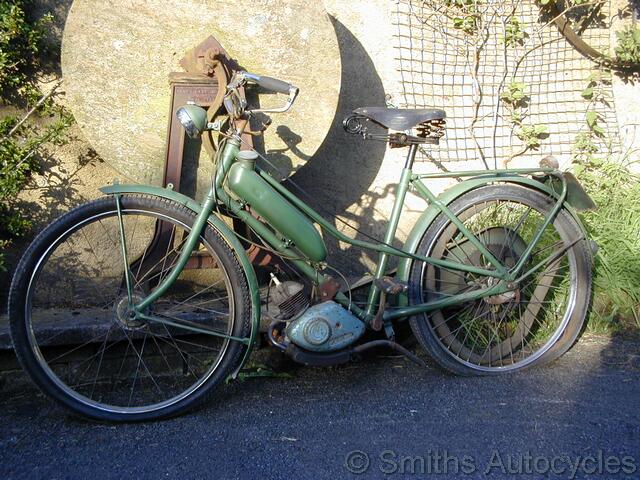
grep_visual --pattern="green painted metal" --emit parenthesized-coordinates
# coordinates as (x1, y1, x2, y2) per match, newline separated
(137, 312, 251, 345)
(99, 183, 261, 377)
(226, 161, 328, 262)
(216, 171, 368, 320)
(545, 172, 597, 211)
(413, 167, 555, 179)
(215, 139, 241, 191)
(177, 104, 208, 135)
(364, 167, 413, 317)
(384, 280, 510, 320)
(257, 169, 504, 278)
(114, 194, 134, 305)
(100, 164, 591, 363)
(510, 174, 567, 277)
(513, 236, 582, 284)
(394, 173, 589, 314)
(412, 179, 508, 276)
(134, 193, 218, 312)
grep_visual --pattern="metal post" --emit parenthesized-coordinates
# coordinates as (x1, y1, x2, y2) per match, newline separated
(404, 143, 418, 169)
(364, 163, 414, 318)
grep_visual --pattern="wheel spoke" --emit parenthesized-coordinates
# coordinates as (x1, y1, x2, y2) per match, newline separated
(20, 200, 240, 417)
(416, 189, 584, 372)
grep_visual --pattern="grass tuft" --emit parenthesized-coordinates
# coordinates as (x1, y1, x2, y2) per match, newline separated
(574, 157, 640, 334)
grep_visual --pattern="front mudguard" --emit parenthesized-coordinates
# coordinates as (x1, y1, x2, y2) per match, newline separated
(395, 172, 594, 310)
(99, 183, 260, 378)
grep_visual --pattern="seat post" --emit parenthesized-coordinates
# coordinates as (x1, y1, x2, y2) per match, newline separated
(404, 143, 419, 170)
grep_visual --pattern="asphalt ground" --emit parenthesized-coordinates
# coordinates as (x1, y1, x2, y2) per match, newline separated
(0, 333, 638, 479)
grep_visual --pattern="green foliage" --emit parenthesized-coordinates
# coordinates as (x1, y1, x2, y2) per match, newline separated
(585, 110, 605, 137)
(503, 16, 526, 47)
(453, 15, 478, 35)
(573, 64, 639, 333)
(444, 0, 476, 6)
(445, 0, 480, 35)
(539, 0, 589, 6)
(0, 1, 53, 104)
(574, 158, 640, 331)
(0, 1, 71, 271)
(581, 70, 611, 104)
(575, 71, 609, 167)
(515, 124, 547, 148)
(573, 131, 598, 159)
(499, 81, 549, 155)
(580, 86, 594, 100)
(614, 25, 640, 65)
(500, 81, 527, 106)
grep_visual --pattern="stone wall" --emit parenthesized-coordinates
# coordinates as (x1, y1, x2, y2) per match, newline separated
(8, 0, 640, 287)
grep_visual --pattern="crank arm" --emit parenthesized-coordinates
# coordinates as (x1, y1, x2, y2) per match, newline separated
(137, 312, 251, 345)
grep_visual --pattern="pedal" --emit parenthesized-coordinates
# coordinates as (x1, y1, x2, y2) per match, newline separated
(374, 276, 408, 295)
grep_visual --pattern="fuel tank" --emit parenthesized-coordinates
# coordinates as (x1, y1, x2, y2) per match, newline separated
(226, 161, 327, 262)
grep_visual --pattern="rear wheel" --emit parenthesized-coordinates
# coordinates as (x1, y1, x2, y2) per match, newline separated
(9, 195, 251, 421)
(409, 185, 592, 375)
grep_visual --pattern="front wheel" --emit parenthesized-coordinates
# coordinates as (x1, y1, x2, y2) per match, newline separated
(409, 185, 592, 375)
(9, 195, 252, 421)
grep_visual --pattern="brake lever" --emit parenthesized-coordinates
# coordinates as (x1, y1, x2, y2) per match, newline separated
(249, 86, 299, 114)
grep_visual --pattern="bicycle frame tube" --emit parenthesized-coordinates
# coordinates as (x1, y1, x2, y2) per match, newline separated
(124, 134, 571, 330)
(118, 140, 241, 316)
(254, 165, 571, 321)
(257, 170, 505, 279)
(133, 191, 219, 313)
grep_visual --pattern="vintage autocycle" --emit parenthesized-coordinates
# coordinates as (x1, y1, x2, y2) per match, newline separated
(9, 71, 596, 421)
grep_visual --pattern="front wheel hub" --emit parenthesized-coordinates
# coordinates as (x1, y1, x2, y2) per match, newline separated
(115, 293, 146, 329)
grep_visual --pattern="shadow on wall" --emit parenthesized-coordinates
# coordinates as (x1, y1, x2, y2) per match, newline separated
(17, 5, 393, 284)
(280, 17, 390, 277)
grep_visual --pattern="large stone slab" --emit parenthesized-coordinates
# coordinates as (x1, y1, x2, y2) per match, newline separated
(62, 0, 341, 192)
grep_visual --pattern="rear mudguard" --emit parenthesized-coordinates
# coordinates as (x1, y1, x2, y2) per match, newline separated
(395, 173, 593, 311)
(99, 183, 260, 378)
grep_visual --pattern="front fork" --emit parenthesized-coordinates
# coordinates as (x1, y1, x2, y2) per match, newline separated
(113, 139, 251, 345)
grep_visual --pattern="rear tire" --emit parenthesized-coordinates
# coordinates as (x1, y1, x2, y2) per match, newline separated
(408, 185, 592, 376)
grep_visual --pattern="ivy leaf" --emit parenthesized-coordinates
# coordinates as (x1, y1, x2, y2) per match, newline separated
(533, 125, 548, 135)
(592, 125, 605, 138)
(586, 111, 599, 128)
(510, 111, 523, 123)
(581, 86, 594, 99)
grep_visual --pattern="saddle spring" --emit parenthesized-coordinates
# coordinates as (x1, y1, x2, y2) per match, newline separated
(342, 114, 446, 148)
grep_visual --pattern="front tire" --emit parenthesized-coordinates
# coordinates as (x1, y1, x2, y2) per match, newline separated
(9, 195, 252, 421)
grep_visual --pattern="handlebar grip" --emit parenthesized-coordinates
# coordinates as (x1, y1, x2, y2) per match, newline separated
(251, 74, 292, 94)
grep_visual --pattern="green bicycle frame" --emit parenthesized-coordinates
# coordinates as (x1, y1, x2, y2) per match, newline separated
(106, 132, 585, 368)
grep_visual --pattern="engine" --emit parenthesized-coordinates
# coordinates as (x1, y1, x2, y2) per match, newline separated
(265, 277, 365, 352)
(285, 301, 365, 352)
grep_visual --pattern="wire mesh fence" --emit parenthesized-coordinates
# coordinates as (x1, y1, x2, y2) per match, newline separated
(393, 0, 619, 168)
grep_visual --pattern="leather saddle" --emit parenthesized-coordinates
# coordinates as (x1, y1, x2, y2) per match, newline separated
(353, 107, 446, 131)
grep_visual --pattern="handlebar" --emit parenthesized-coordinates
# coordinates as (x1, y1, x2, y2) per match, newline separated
(243, 72, 293, 95)
(226, 71, 299, 116)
